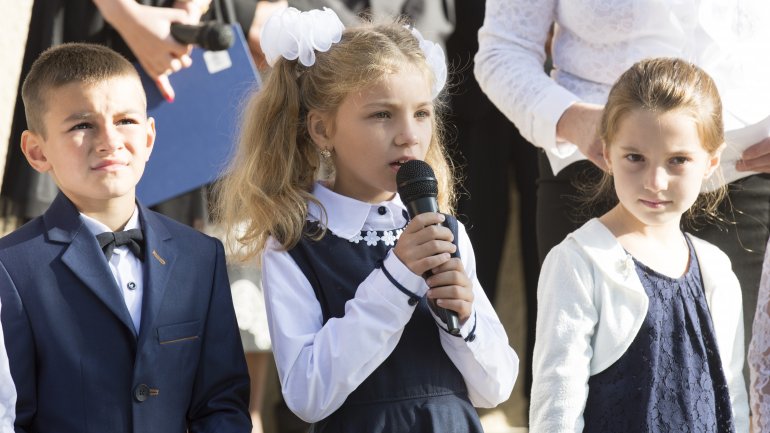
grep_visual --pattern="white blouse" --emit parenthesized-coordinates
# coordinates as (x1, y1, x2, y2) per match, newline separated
(474, 0, 770, 175)
(261, 182, 518, 423)
(0, 302, 15, 432)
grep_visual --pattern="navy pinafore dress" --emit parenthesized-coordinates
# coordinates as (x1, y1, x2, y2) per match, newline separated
(287, 217, 483, 433)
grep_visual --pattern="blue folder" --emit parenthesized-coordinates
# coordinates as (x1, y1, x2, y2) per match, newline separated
(135, 23, 261, 206)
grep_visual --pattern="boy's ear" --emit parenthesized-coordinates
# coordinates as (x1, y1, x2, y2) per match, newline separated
(20, 130, 52, 173)
(705, 142, 726, 178)
(307, 110, 331, 150)
(144, 117, 156, 161)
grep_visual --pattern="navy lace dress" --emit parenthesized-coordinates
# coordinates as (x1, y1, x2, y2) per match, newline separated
(583, 237, 734, 432)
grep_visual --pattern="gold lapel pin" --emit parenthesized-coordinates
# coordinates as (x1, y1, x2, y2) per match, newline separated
(152, 250, 167, 265)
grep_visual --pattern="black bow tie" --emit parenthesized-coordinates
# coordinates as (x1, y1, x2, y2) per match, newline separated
(96, 228, 145, 261)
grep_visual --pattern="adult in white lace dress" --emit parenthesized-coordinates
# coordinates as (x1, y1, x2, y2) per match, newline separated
(750, 251, 770, 431)
(475, 0, 770, 403)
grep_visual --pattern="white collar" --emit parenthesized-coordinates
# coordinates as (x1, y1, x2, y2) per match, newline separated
(80, 206, 141, 236)
(308, 182, 408, 240)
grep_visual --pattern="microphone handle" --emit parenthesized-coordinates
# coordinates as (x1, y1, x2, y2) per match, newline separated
(429, 228, 461, 336)
(407, 197, 461, 335)
(169, 22, 200, 45)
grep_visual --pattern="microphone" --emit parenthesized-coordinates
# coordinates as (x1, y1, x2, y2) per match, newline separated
(170, 22, 234, 51)
(397, 160, 461, 335)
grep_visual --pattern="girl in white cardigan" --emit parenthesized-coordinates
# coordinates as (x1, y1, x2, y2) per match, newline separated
(530, 58, 749, 433)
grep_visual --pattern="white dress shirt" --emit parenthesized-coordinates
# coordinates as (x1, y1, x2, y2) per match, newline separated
(261, 182, 519, 423)
(81, 208, 144, 333)
(0, 301, 16, 432)
(475, 0, 770, 176)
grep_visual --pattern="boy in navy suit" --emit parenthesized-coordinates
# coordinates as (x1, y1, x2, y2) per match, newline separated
(0, 42, 251, 433)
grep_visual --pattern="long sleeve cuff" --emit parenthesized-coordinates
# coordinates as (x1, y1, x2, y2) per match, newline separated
(374, 250, 429, 308)
(531, 85, 592, 175)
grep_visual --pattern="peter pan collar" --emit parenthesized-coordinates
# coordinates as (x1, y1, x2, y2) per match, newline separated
(308, 182, 408, 240)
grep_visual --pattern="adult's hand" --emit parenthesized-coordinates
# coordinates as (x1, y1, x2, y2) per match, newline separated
(556, 102, 607, 171)
(94, 0, 206, 102)
(737, 136, 770, 173)
(247, 0, 288, 71)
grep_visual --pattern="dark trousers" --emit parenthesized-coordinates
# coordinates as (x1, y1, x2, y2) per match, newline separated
(449, 108, 540, 399)
(535, 154, 770, 387)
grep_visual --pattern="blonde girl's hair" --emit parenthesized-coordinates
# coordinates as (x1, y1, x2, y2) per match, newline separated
(214, 18, 456, 262)
(585, 57, 727, 225)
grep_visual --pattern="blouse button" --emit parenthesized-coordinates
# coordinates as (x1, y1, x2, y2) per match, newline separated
(408, 297, 418, 306)
(127, 281, 137, 290)
(377, 206, 387, 215)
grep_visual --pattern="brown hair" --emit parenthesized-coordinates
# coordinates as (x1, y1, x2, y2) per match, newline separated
(586, 57, 726, 223)
(214, 18, 456, 261)
(22, 42, 143, 138)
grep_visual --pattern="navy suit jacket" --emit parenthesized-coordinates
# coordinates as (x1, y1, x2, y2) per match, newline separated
(0, 193, 251, 433)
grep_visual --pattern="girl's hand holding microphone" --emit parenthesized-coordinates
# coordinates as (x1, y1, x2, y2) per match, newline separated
(425, 257, 474, 324)
(393, 213, 473, 323)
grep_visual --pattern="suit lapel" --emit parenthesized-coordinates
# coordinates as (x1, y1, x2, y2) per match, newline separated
(45, 194, 137, 334)
(137, 206, 176, 348)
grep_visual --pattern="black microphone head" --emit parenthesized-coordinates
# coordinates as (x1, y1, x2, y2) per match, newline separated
(396, 160, 438, 204)
(200, 22, 234, 51)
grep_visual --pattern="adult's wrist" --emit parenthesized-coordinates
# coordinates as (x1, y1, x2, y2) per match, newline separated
(173, 0, 212, 16)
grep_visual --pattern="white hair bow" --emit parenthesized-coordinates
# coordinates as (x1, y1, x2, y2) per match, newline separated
(261, 8, 447, 98)
(260, 7, 344, 68)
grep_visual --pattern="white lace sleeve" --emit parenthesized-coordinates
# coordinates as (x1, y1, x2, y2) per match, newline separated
(749, 240, 770, 432)
(474, 0, 578, 153)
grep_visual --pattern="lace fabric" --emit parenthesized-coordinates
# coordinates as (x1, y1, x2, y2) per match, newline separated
(475, 0, 770, 167)
(749, 243, 770, 432)
(584, 240, 734, 432)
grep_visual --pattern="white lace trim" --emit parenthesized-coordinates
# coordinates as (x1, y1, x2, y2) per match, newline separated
(342, 229, 404, 247)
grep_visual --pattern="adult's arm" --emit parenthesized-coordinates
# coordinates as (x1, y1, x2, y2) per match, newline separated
(93, 0, 208, 101)
(473, 0, 605, 168)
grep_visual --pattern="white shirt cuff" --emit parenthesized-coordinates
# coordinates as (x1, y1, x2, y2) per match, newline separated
(531, 85, 580, 156)
(374, 250, 429, 308)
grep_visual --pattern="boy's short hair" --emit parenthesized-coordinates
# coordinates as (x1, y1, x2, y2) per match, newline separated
(22, 42, 144, 137)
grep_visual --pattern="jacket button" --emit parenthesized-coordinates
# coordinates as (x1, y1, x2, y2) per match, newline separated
(408, 297, 418, 306)
(134, 384, 150, 402)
